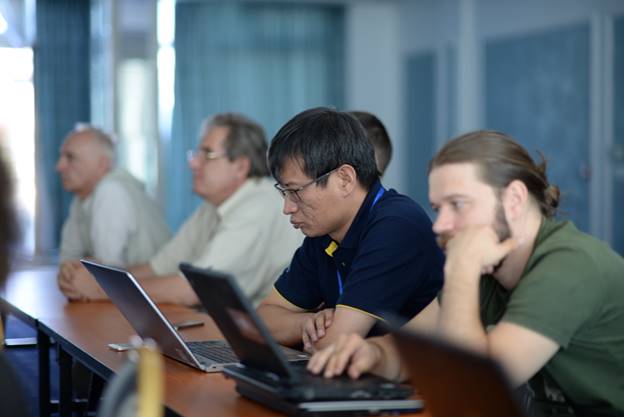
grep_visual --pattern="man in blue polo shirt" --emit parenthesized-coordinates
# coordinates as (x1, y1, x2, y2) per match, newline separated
(257, 107, 444, 353)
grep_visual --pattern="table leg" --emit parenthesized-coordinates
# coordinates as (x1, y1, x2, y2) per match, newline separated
(58, 345, 73, 417)
(37, 328, 51, 417)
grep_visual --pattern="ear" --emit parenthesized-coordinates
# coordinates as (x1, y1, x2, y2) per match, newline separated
(233, 157, 251, 179)
(502, 180, 529, 220)
(97, 154, 112, 176)
(334, 164, 357, 196)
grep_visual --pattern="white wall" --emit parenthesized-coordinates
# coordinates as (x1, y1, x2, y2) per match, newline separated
(345, 1, 405, 192)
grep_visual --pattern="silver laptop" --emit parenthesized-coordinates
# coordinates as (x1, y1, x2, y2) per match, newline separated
(82, 259, 246, 372)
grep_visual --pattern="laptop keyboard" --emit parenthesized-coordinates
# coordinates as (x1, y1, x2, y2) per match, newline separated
(187, 341, 308, 365)
(281, 346, 310, 361)
(187, 341, 239, 364)
(230, 364, 410, 401)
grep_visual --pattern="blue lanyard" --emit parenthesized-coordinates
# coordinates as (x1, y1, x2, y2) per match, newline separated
(336, 186, 385, 296)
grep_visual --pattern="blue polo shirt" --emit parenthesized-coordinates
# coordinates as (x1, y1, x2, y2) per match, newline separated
(274, 180, 444, 334)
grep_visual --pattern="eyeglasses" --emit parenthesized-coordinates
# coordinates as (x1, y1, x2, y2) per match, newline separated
(186, 149, 228, 163)
(274, 168, 338, 202)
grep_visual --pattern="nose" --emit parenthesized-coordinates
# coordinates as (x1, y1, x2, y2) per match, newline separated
(282, 195, 298, 215)
(56, 157, 65, 172)
(432, 207, 454, 236)
(188, 155, 200, 171)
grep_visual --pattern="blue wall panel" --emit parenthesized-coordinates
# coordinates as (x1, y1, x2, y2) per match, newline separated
(485, 23, 590, 232)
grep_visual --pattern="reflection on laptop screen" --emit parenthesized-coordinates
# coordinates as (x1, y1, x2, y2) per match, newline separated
(226, 307, 267, 345)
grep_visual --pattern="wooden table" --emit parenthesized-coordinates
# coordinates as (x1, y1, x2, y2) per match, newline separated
(1, 266, 67, 417)
(1, 267, 426, 417)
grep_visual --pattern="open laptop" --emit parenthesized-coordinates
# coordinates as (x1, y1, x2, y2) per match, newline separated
(82, 260, 307, 372)
(179, 263, 422, 416)
(391, 327, 526, 417)
(81, 259, 243, 372)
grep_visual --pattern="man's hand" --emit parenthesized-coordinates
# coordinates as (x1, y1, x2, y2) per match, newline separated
(307, 333, 382, 379)
(57, 260, 107, 301)
(58, 260, 83, 300)
(445, 225, 520, 277)
(302, 308, 334, 353)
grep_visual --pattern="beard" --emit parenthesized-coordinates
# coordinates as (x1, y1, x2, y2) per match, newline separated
(436, 201, 512, 273)
(493, 201, 512, 242)
(491, 202, 512, 273)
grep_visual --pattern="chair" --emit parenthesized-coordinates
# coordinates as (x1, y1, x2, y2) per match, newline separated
(97, 339, 164, 417)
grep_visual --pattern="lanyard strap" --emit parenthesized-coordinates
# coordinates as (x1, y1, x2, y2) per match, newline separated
(336, 186, 385, 296)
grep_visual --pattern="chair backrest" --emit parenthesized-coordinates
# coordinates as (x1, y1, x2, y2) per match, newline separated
(97, 340, 164, 417)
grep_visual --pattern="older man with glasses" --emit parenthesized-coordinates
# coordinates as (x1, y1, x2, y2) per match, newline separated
(64, 112, 303, 306)
(257, 107, 444, 353)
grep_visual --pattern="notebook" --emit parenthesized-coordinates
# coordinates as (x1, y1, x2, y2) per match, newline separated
(179, 263, 422, 415)
(391, 327, 526, 417)
(81, 260, 239, 372)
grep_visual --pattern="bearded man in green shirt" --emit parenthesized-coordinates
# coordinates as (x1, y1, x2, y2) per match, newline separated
(307, 130, 624, 416)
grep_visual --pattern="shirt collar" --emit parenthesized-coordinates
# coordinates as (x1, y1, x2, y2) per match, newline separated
(216, 178, 260, 218)
(327, 179, 383, 251)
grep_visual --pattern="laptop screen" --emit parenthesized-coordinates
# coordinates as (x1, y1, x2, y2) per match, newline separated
(391, 327, 525, 417)
(81, 259, 199, 368)
(180, 263, 296, 379)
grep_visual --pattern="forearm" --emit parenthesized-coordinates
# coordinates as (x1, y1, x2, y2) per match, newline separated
(257, 304, 314, 346)
(138, 274, 199, 306)
(311, 307, 376, 351)
(128, 263, 156, 279)
(314, 332, 342, 350)
(368, 336, 408, 381)
(438, 260, 488, 353)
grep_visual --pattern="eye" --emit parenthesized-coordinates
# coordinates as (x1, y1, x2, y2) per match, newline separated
(430, 205, 439, 214)
(450, 200, 465, 211)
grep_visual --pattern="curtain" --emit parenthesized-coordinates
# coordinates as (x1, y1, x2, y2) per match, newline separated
(34, 0, 90, 257)
(166, 1, 345, 229)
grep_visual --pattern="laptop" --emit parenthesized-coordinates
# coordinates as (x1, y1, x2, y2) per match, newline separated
(391, 327, 526, 417)
(179, 263, 422, 415)
(83, 261, 307, 374)
(81, 260, 243, 372)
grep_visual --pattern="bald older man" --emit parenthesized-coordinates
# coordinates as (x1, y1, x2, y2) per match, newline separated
(56, 124, 170, 299)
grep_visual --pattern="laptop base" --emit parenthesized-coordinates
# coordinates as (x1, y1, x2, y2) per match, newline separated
(223, 364, 413, 402)
(233, 377, 423, 417)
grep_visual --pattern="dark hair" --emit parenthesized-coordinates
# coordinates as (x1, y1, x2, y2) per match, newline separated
(0, 148, 19, 286)
(268, 107, 379, 189)
(203, 113, 269, 178)
(429, 130, 560, 218)
(349, 111, 392, 176)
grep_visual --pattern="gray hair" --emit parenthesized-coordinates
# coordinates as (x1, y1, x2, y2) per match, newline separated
(201, 113, 269, 178)
(70, 123, 116, 161)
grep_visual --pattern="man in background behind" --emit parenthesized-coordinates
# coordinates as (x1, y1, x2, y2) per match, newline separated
(57, 124, 171, 300)
(349, 111, 393, 177)
(63, 114, 303, 306)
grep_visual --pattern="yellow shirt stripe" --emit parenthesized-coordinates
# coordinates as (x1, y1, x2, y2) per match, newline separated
(336, 304, 386, 322)
(325, 240, 338, 257)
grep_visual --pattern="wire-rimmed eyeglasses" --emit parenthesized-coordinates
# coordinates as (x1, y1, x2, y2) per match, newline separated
(186, 149, 228, 163)
(274, 168, 338, 202)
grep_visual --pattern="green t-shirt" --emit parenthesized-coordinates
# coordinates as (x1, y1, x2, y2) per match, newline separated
(480, 218, 624, 415)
